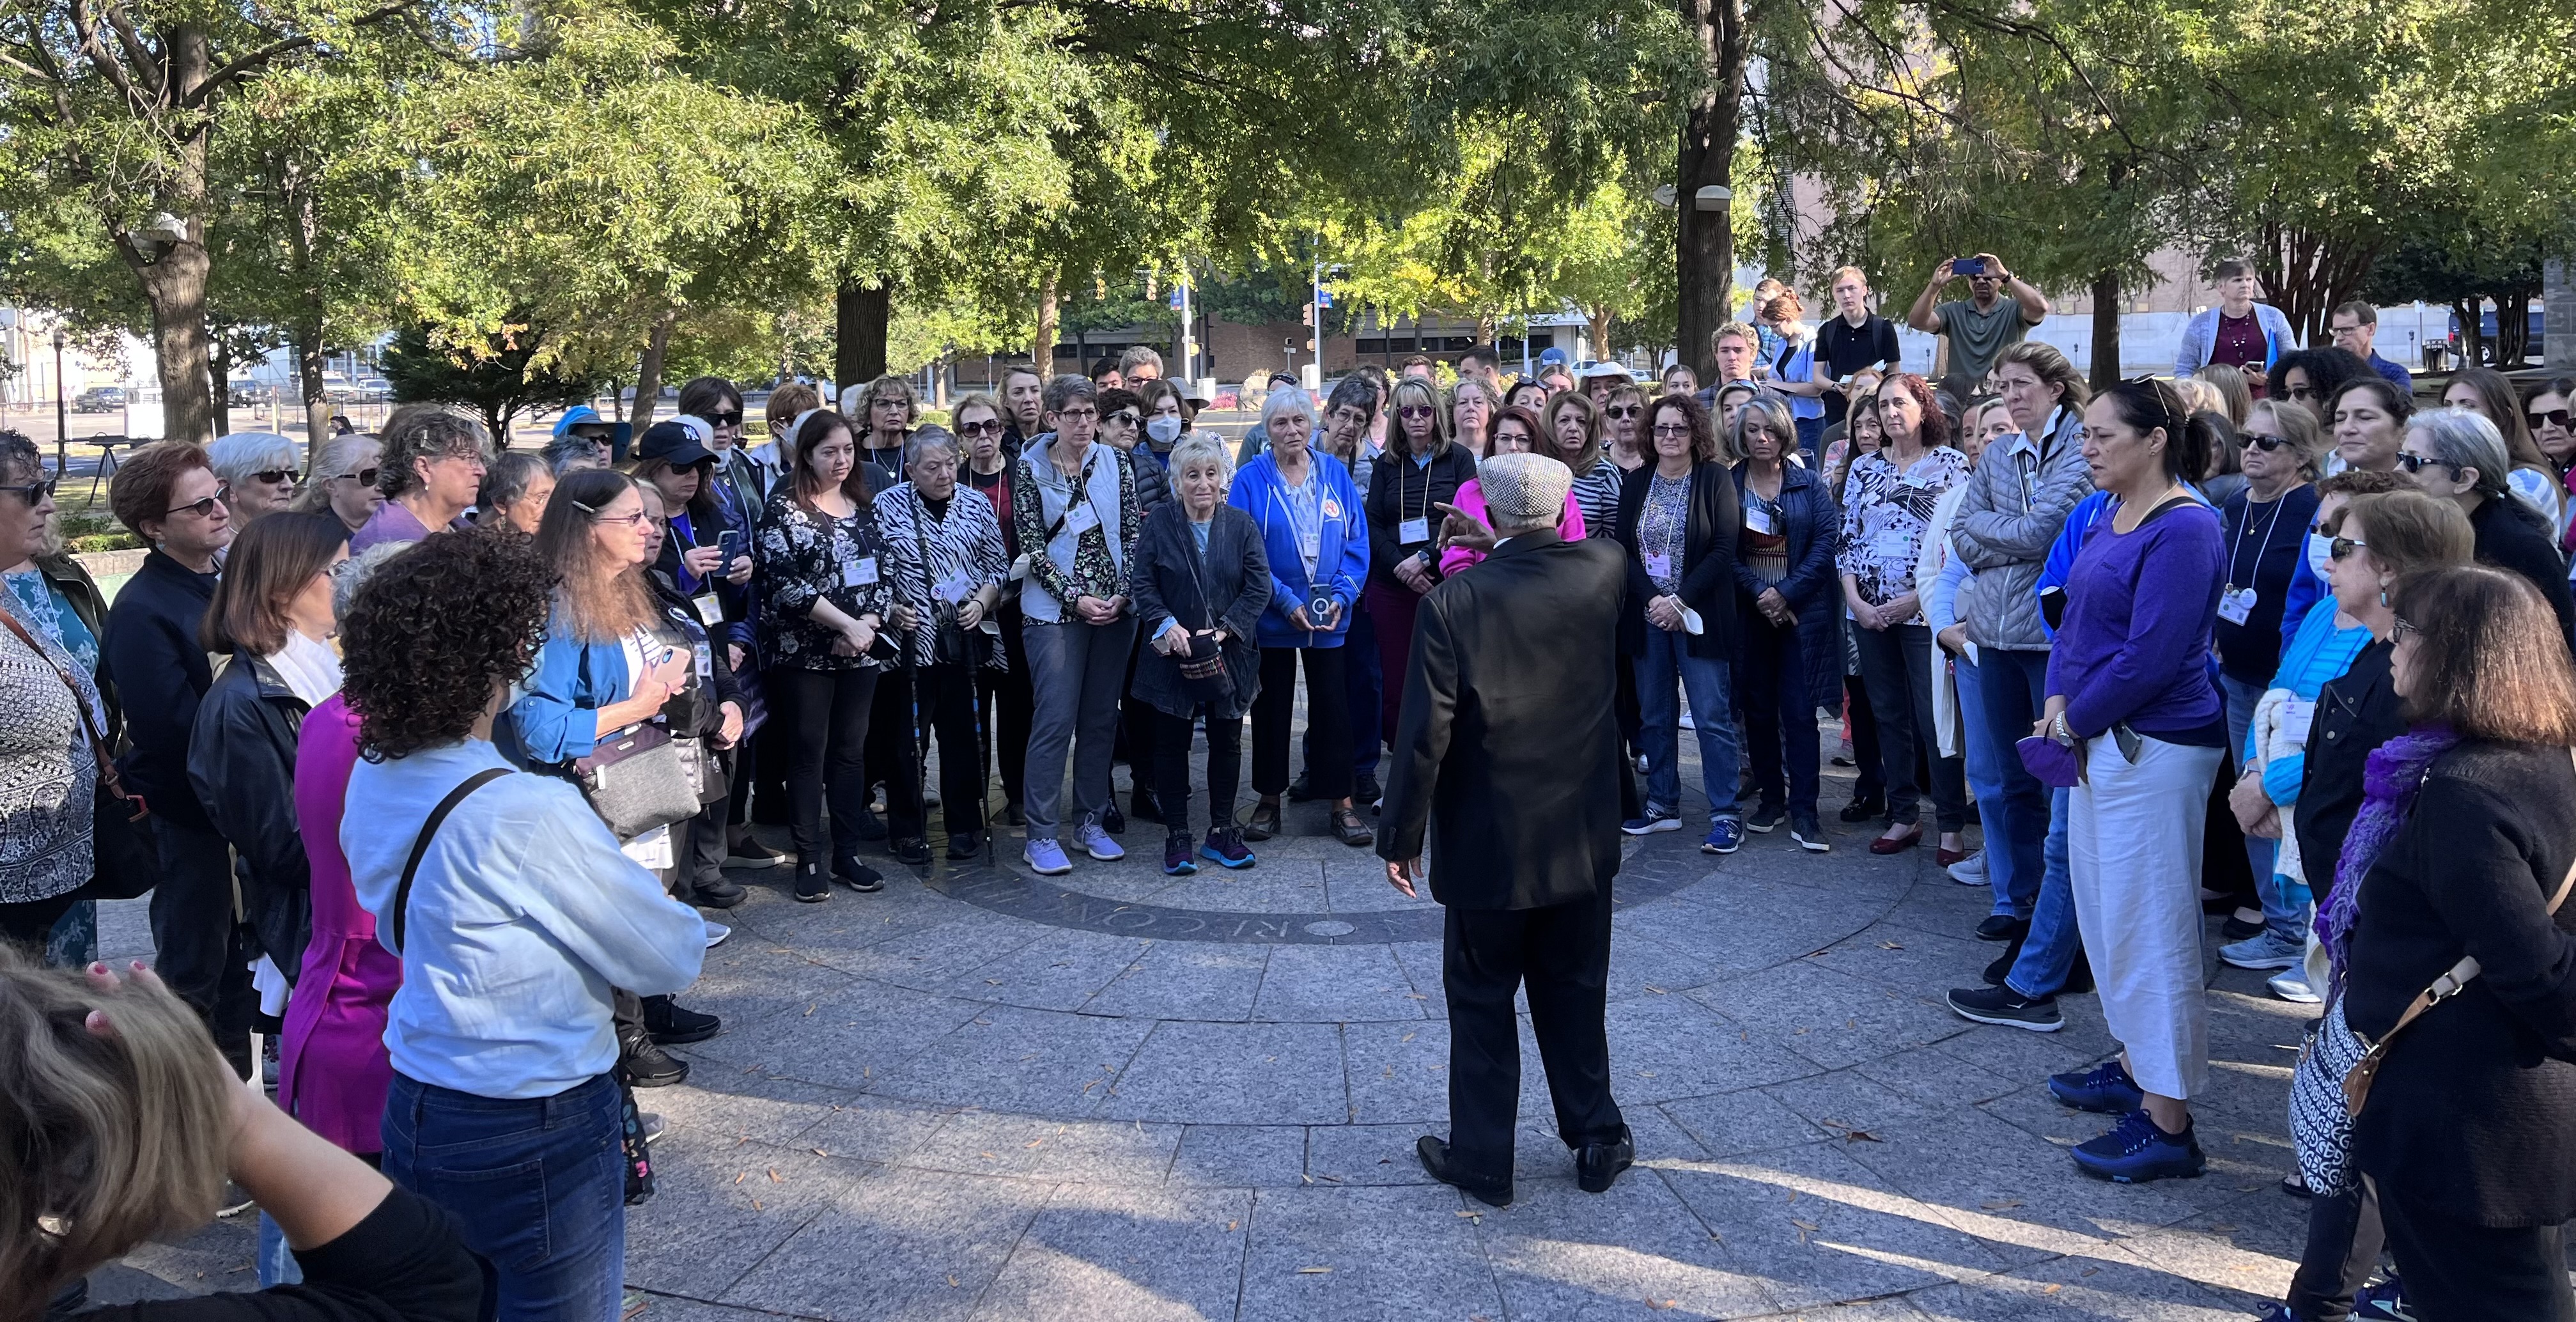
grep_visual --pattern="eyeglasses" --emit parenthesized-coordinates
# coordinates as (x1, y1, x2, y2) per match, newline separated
(2393, 452, 2455, 475)
(1053, 406, 1098, 421)
(2391, 616, 2419, 644)
(336, 467, 380, 487)
(1105, 412, 1140, 427)
(1606, 406, 1642, 420)
(705, 410, 743, 427)
(575, 501, 649, 527)
(2240, 433, 2288, 451)
(1651, 423, 1693, 437)
(1, 476, 56, 504)
(165, 493, 225, 520)
(2330, 536, 2366, 561)
(2529, 409, 2573, 433)
(251, 469, 299, 485)
(958, 419, 1005, 436)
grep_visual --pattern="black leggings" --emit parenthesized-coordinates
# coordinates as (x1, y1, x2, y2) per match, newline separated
(1252, 646, 1351, 800)
(889, 663, 989, 841)
(979, 607, 1032, 807)
(772, 665, 878, 860)
(1152, 708, 1243, 838)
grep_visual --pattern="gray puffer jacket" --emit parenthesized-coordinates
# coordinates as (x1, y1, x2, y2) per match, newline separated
(1950, 406, 2091, 650)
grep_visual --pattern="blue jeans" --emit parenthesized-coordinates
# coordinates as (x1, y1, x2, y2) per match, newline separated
(1974, 649, 2051, 915)
(2220, 673, 2302, 939)
(1634, 628, 1741, 823)
(383, 1071, 626, 1322)
(1793, 416, 1824, 466)
(257, 1213, 302, 1287)
(2005, 786, 2080, 999)
(1950, 653, 2019, 917)
(1739, 610, 1820, 817)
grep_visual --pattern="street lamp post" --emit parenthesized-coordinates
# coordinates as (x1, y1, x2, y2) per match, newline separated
(51, 328, 67, 478)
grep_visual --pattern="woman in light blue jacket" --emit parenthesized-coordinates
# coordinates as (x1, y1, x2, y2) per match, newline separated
(1227, 385, 1372, 846)
(2174, 259, 2299, 380)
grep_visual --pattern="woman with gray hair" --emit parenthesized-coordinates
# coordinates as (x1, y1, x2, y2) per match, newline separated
(352, 405, 490, 554)
(209, 430, 302, 526)
(2400, 408, 2576, 638)
(475, 451, 555, 536)
(874, 428, 1011, 861)
(295, 431, 385, 535)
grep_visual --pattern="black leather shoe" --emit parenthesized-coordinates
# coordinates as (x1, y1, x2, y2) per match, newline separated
(692, 876, 747, 910)
(1242, 799, 1282, 841)
(891, 836, 933, 866)
(1287, 774, 1321, 802)
(643, 995, 721, 1045)
(948, 829, 984, 859)
(1838, 794, 1887, 823)
(1416, 1135, 1511, 1208)
(1575, 1127, 1635, 1194)
(1975, 914, 2029, 942)
(619, 1031, 688, 1087)
(834, 850, 884, 893)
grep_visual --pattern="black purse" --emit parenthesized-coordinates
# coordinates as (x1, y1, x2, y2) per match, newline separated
(1175, 522, 1234, 707)
(1, 609, 157, 901)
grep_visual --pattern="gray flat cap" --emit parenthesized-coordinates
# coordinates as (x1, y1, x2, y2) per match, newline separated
(1481, 451, 1574, 525)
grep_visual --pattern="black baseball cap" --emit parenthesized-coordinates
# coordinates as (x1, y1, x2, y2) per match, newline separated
(636, 420, 714, 467)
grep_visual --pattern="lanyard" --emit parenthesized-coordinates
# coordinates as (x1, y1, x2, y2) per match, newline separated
(2228, 492, 2288, 591)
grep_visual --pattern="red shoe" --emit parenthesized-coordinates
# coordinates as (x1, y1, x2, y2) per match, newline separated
(1869, 827, 1922, 855)
(1936, 845, 1970, 866)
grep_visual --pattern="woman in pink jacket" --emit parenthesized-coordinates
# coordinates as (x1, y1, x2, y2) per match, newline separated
(1436, 406, 1586, 577)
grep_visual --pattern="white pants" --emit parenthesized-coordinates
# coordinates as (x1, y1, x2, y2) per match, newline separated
(2068, 731, 2223, 1101)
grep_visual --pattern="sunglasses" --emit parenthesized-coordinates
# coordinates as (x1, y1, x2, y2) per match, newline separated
(2393, 452, 2454, 475)
(2330, 536, 2367, 561)
(1105, 412, 1140, 427)
(1651, 423, 1693, 437)
(2284, 385, 2318, 401)
(1606, 405, 1643, 420)
(251, 468, 300, 485)
(1397, 405, 1436, 419)
(704, 410, 743, 427)
(336, 467, 381, 487)
(958, 419, 1005, 436)
(165, 494, 226, 520)
(2240, 433, 2288, 451)
(579, 505, 651, 527)
(1, 476, 56, 504)
(2529, 409, 2573, 433)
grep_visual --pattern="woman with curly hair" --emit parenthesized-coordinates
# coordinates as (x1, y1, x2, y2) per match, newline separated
(757, 408, 898, 901)
(340, 528, 702, 1320)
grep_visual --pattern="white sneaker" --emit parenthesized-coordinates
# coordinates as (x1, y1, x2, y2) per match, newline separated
(703, 921, 731, 949)
(2267, 967, 2322, 1004)
(1946, 852, 1987, 885)
(2222, 929, 2304, 970)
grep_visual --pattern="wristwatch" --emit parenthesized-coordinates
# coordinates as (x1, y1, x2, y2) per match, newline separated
(2051, 712, 2074, 745)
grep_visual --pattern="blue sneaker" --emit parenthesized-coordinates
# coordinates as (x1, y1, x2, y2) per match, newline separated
(2353, 1275, 2412, 1321)
(2049, 1059, 2146, 1114)
(2251, 1304, 2307, 1322)
(2069, 1108, 2205, 1183)
(1075, 818, 1124, 861)
(1622, 805, 1680, 836)
(1023, 838, 1073, 876)
(1700, 820, 1744, 855)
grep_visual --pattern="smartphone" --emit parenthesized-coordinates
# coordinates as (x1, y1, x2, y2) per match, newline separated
(1306, 583, 1337, 626)
(1952, 256, 1986, 277)
(716, 529, 743, 563)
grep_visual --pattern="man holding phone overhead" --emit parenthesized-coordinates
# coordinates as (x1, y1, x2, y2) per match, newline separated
(1907, 252, 2051, 401)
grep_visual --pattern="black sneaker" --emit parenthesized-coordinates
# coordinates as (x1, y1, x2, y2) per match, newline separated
(833, 850, 885, 893)
(1946, 984, 2063, 1032)
(1838, 794, 1886, 824)
(724, 835, 788, 869)
(693, 876, 746, 910)
(793, 857, 830, 902)
(1975, 914, 2029, 942)
(947, 829, 984, 860)
(619, 1032, 690, 1087)
(891, 836, 933, 866)
(1745, 802, 1786, 834)
(1788, 814, 1830, 853)
(643, 995, 722, 1045)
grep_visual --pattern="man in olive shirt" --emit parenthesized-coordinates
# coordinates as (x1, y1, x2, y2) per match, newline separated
(1906, 253, 2049, 400)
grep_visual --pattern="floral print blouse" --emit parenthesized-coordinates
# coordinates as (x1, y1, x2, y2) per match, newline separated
(755, 489, 899, 671)
(1836, 446, 1971, 625)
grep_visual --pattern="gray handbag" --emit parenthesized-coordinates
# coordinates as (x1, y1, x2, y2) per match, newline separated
(571, 722, 701, 840)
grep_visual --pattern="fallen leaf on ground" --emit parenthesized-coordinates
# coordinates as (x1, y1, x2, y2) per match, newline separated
(1879, 940, 1904, 950)
(767, 1169, 781, 1183)
(2042, 1284, 2062, 1295)
(1296, 1266, 1333, 1274)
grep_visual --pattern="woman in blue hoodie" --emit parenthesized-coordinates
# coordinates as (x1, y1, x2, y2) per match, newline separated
(1228, 386, 1373, 846)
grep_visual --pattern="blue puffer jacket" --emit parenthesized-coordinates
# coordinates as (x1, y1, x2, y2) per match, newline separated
(1227, 450, 1369, 649)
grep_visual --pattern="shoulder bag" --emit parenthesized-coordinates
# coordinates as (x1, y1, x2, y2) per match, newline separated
(571, 722, 701, 841)
(2290, 747, 2576, 1195)
(1173, 519, 1234, 707)
(0, 608, 156, 901)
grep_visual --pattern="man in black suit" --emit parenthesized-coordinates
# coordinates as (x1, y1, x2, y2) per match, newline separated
(1377, 451, 1633, 1208)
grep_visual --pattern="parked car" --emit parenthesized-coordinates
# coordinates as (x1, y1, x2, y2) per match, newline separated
(354, 377, 392, 402)
(72, 386, 125, 413)
(225, 379, 263, 408)
(2447, 305, 2545, 364)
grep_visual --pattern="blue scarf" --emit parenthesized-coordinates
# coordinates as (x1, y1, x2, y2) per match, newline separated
(2317, 723, 2458, 999)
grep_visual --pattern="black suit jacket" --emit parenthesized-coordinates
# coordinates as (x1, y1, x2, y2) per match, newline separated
(1376, 529, 1628, 910)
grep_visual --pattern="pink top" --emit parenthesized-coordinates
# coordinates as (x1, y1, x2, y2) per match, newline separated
(1436, 479, 1587, 576)
(277, 694, 402, 1153)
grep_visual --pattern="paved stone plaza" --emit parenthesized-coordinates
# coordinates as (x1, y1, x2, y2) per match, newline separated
(96, 756, 2324, 1321)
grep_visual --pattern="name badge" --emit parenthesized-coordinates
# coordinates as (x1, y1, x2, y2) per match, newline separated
(842, 556, 880, 588)
(1399, 517, 1431, 545)
(1644, 552, 1673, 579)
(1062, 503, 1101, 537)
(1743, 504, 1778, 536)
(1299, 530, 1322, 561)
(2217, 586, 2257, 625)
(692, 591, 722, 622)
(935, 571, 975, 604)
(1870, 527, 1914, 560)
(693, 641, 714, 680)
(2277, 696, 2316, 745)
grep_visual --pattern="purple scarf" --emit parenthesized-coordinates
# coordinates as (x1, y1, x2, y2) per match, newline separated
(2317, 724, 2458, 999)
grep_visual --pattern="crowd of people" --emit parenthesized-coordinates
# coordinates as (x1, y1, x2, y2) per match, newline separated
(3, 262, 2575, 1320)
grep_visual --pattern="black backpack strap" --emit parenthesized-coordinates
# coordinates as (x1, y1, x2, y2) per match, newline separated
(392, 767, 515, 954)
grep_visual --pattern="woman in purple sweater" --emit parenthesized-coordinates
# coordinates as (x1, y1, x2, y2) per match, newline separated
(2032, 379, 2229, 1184)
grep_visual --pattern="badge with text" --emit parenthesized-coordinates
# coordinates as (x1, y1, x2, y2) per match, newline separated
(2217, 586, 2256, 625)
(842, 556, 880, 588)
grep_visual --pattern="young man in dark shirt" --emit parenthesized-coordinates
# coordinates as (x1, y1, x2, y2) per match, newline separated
(1814, 265, 1904, 427)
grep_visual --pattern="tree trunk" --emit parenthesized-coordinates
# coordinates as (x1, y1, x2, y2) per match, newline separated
(2089, 270, 2123, 393)
(835, 279, 890, 391)
(2498, 285, 2538, 366)
(116, 22, 216, 444)
(293, 316, 331, 440)
(1675, 0, 1748, 378)
(2455, 299, 2484, 367)
(632, 312, 677, 435)
(207, 334, 231, 437)
(2255, 222, 2380, 345)
(1034, 276, 1059, 375)
(1588, 308, 1617, 363)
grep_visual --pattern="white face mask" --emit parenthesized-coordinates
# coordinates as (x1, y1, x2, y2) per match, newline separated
(2304, 531, 2334, 583)
(1145, 416, 1183, 447)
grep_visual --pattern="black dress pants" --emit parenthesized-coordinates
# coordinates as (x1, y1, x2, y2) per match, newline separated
(1441, 887, 1626, 1183)
(1151, 706, 1243, 838)
(773, 666, 878, 860)
(979, 606, 1033, 809)
(890, 663, 989, 841)
(149, 818, 256, 1071)
(1252, 646, 1351, 800)
(2288, 1180, 2384, 1322)
(2378, 1178, 2576, 1322)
